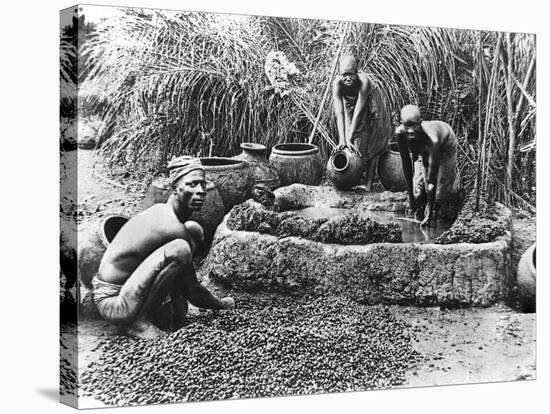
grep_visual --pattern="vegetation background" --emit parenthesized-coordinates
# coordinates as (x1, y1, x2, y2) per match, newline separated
(60, 5, 536, 212)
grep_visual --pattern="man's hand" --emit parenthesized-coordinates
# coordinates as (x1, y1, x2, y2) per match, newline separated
(427, 183, 436, 201)
(420, 183, 436, 226)
(221, 297, 235, 310)
(335, 143, 348, 152)
(420, 203, 432, 227)
(407, 195, 418, 214)
(349, 143, 362, 157)
(335, 142, 360, 155)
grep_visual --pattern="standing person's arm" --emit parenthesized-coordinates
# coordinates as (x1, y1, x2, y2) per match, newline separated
(346, 80, 369, 154)
(396, 127, 416, 211)
(332, 79, 347, 150)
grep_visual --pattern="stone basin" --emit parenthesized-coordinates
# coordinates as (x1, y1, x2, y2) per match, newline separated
(202, 185, 513, 307)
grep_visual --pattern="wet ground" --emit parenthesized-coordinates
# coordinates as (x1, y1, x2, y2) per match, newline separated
(394, 305, 535, 387)
(295, 207, 453, 242)
(67, 149, 537, 408)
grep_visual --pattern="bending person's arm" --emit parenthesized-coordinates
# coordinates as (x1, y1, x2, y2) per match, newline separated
(421, 129, 444, 226)
(396, 127, 416, 211)
(332, 79, 347, 149)
(346, 79, 370, 145)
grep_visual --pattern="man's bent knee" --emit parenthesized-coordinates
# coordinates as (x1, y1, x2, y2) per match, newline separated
(183, 220, 204, 254)
(184, 221, 204, 243)
(164, 239, 192, 265)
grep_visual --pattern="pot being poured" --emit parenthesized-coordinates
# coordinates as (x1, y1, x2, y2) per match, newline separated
(326, 147, 363, 189)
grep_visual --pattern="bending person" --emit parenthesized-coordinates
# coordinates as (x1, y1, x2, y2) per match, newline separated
(93, 156, 234, 340)
(394, 104, 458, 226)
(332, 55, 389, 190)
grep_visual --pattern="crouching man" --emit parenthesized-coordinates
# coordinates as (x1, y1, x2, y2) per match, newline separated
(395, 104, 458, 226)
(93, 156, 234, 340)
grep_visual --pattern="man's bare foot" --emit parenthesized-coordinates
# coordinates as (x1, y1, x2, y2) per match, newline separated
(221, 297, 235, 310)
(126, 320, 167, 340)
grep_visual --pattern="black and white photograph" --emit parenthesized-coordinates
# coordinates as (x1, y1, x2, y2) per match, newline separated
(58, 2, 537, 409)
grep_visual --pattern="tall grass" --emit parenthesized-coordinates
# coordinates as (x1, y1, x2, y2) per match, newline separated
(60, 38, 77, 119)
(80, 9, 535, 210)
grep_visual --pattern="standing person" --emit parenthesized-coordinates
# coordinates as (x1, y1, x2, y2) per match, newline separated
(332, 55, 390, 190)
(394, 104, 458, 226)
(92, 156, 235, 340)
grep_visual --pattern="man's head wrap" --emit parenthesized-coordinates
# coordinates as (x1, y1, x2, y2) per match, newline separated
(167, 156, 205, 186)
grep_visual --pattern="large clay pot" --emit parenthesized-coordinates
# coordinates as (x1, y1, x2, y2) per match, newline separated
(377, 148, 407, 191)
(200, 157, 252, 213)
(326, 148, 363, 189)
(190, 185, 225, 244)
(140, 177, 225, 243)
(233, 142, 280, 190)
(517, 243, 536, 312)
(78, 214, 129, 288)
(141, 177, 172, 211)
(269, 143, 324, 186)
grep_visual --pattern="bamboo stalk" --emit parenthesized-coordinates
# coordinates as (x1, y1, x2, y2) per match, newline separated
(475, 31, 483, 210)
(515, 54, 536, 115)
(504, 33, 516, 207)
(308, 22, 350, 145)
(291, 92, 335, 149)
(481, 33, 502, 194)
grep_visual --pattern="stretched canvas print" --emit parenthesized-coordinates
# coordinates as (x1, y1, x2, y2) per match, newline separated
(59, 3, 537, 409)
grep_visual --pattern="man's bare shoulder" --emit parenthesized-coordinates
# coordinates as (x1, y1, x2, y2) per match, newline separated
(422, 120, 456, 149)
(119, 203, 173, 233)
(422, 120, 453, 136)
(140, 202, 172, 217)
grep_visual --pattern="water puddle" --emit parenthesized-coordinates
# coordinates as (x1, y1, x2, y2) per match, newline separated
(293, 207, 453, 243)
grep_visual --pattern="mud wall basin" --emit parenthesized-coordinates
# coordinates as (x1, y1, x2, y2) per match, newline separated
(202, 185, 513, 307)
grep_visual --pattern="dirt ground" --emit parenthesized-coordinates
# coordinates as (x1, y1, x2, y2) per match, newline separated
(66, 148, 536, 408)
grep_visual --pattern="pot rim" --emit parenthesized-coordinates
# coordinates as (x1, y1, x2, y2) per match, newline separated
(98, 214, 130, 247)
(331, 151, 350, 172)
(272, 143, 319, 156)
(240, 142, 266, 152)
(527, 243, 536, 274)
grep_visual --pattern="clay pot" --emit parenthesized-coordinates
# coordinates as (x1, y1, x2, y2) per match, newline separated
(234, 142, 267, 163)
(377, 149, 407, 191)
(189, 185, 225, 244)
(326, 148, 363, 189)
(200, 157, 253, 213)
(141, 177, 172, 211)
(233, 142, 280, 190)
(269, 143, 324, 186)
(140, 177, 225, 243)
(517, 243, 536, 312)
(78, 214, 129, 288)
